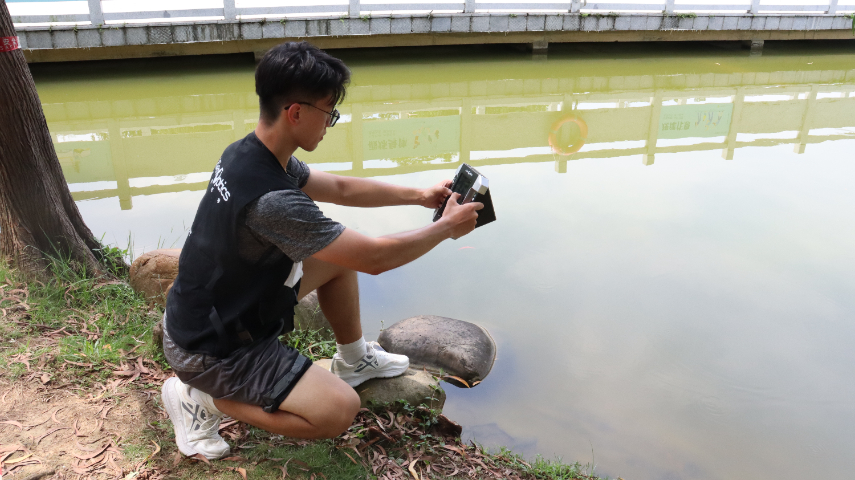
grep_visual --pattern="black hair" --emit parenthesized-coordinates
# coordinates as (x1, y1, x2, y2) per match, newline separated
(255, 42, 350, 124)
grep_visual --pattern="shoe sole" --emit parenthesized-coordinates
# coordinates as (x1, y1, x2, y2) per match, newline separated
(343, 362, 409, 388)
(161, 377, 199, 457)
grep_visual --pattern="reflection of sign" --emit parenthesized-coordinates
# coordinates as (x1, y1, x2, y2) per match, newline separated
(658, 104, 733, 139)
(363, 116, 460, 161)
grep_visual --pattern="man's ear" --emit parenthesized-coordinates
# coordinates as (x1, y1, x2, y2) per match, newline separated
(283, 103, 302, 125)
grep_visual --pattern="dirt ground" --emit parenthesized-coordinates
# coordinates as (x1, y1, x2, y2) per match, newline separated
(0, 359, 166, 480)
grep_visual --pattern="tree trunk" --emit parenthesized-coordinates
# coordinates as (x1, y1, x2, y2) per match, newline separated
(0, 2, 114, 278)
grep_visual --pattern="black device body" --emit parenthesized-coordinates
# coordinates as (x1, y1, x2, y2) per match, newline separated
(432, 163, 496, 228)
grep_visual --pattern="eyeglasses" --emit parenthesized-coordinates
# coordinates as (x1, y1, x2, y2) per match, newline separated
(284, 102, 340, 127)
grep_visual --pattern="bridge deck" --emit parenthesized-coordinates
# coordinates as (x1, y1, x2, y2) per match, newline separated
(12, 9, 855, 63)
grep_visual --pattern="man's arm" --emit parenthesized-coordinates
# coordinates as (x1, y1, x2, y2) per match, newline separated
(311, 193, 482, 275)
(302, 169, 450, 209)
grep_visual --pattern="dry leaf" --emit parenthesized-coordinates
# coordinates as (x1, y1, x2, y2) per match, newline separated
(227, 466, 248, 480)
(408, 459, 420, 480)
(4, 452, 33, 464)
(441, 375, 470, 388)
(73, 444, 109, 460)
(191, 453, 211, 465)
(35, 427, 70, 445)
(0, 420, 24, 430)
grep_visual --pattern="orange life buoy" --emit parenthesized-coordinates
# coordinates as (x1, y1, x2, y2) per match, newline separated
(548, 115, 588, 156)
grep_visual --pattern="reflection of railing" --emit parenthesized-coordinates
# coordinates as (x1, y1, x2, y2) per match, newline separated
(50, 68, 855, 209)
(9, 0, 854, 25)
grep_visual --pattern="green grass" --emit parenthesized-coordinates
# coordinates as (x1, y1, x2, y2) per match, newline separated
(281, 327, 337, 361)
(1, 256, 608, 480)
(0, 255, 163, 384)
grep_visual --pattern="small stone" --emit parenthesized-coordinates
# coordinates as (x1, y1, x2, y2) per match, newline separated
(377, 316, 496, 387)
(152, 319, 164, 351)
(129, 249, 181, 307)
(315, 360, 445, 410)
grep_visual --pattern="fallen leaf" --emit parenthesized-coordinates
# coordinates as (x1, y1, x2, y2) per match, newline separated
(40, 373, 51, 384)
(227, 466, 248, 480)
(191, 453, 211, 465)
(342, 450, 359, 465)
(143, 440, 160, 462)
(100, 406, 113, 419)
(136, 356, 150, 374)
(35, 427, 70, 445)
(51, 406, 65, 423)
(73, 444, 109, 460)
(441, 375, 470, 388)
(408, 459, 420, 480)
(0, 420, 24, 430)
(278, 464, 289, 479)
(4, 452, 34, 463)
(222, 456, 249, 462)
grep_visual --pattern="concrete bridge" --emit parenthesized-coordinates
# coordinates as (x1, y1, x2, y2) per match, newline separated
(41, 58, 855, 210)
(9, 0, 855, 63)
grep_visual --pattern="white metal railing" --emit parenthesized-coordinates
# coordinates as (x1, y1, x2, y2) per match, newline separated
(8, 0, 855, 26)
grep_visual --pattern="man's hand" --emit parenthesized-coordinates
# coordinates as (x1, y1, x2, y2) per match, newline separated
(418, 180, 453, 209)
(440, 193, 483, 239)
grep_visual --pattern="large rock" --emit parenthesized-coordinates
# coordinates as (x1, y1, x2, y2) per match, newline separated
(293, 290, 333, 334)
(129, 249, 181, 307)
(378, 316, 496, 388)
(315, 360, 445, 410)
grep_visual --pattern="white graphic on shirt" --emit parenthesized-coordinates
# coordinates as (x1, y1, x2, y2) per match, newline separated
(210, 159, 231, 203)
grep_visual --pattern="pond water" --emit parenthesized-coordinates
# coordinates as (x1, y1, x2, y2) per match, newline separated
(32, 41, 855, 480)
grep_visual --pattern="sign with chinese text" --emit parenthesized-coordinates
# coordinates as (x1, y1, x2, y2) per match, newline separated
(658, 103, 733, 139)
(363, 116, 460, 161)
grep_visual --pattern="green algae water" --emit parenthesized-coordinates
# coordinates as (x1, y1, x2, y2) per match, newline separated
(32, 41, 855, 480)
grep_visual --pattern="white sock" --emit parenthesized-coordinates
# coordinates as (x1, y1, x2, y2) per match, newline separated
(337, 337, 368, 365)
(189, 387, 223, 416)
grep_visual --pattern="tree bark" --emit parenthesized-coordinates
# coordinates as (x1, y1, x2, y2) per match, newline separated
(0, 2, 113, 278)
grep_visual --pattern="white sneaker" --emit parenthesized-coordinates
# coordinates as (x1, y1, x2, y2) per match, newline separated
(161, 377, 230, 460)
(331, 341, 409, 387)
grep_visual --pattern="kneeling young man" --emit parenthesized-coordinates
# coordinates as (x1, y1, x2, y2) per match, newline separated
(160, 42, 483, 459)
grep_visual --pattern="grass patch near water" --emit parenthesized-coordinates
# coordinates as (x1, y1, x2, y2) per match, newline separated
(1, 258, 607, 479)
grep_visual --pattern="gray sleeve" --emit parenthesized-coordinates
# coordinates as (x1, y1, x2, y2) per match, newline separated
(287, 156, 311, 189)
(245, 190, 345, 263)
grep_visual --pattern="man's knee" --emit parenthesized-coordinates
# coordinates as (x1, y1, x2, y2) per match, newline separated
(319, 387, 360, 438)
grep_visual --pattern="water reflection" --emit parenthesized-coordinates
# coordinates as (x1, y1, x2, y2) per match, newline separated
(41, 51, 855, 210)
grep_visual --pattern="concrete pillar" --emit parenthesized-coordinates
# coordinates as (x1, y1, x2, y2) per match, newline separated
(349, 103, 363, 174)
(464, 0, 476, 14)
(743, 39, 764, 56)
(722, 88, 745, 160)
(530, 39, 548, 55)
(349, 0, 360, 18)
(232, 111, 245, 142)
(223, 0, 237, 21)
(827, 0, 839, 15)
(644, 93, 662, 166)
(459, 99, 472, 166)
(570, 0, 583, 13)
(555, 159, 567, 173)
(87, 0, 104, 25)
(664, 0, 675, 14)
(749, 0, 761, 14)
(107, 120, 132, 210)
(794, 85, 819, 155)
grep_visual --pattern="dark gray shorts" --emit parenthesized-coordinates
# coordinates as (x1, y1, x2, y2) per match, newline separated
(163, 314, 312, 413)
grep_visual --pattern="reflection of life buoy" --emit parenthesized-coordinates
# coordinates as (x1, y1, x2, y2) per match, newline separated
(548, 115, 588, 156)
